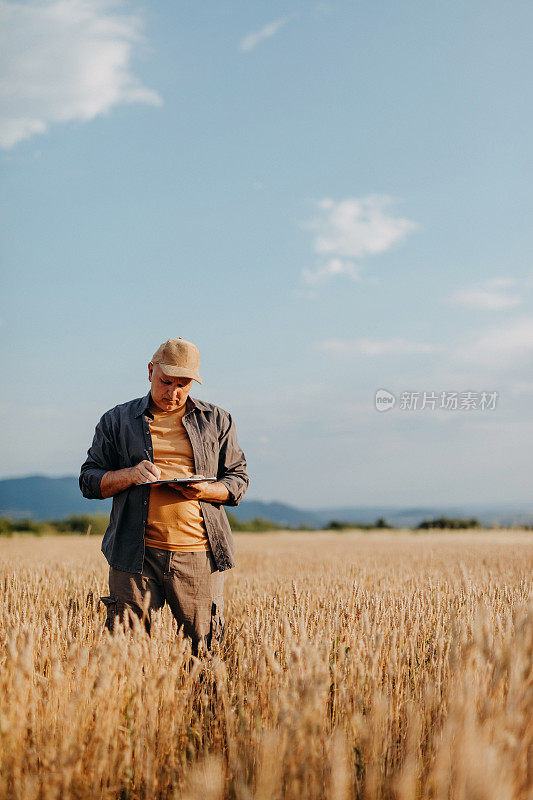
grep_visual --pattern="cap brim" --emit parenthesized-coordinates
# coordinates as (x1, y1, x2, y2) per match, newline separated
(159, 364, 202, 384)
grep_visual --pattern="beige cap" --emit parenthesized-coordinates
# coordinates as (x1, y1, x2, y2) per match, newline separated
(151, 338, 202, 384)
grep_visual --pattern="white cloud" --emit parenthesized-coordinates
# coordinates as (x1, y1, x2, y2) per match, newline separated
(455, 316, 533, 368)
(450, 278, 522, 310)
(302, 195, 418, 283)
(0, 0, 162, 149)
(484, 278, 516, 290)
(309, 196, 418, 258)
(302, 257, 361, 285)
(318, 337, 439, 357)
(239, 17, 289, 53)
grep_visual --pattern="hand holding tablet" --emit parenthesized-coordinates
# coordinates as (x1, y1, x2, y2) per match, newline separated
(145, 475, 217, 486)
(130, 457, 216, 487)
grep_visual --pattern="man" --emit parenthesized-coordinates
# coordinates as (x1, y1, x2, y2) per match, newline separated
(79, 337, 249, 655)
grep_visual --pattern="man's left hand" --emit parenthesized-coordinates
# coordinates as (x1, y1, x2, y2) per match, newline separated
(172, 479, 230, 503)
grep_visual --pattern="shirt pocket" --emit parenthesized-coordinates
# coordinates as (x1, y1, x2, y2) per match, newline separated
(203, 437, 220, 475)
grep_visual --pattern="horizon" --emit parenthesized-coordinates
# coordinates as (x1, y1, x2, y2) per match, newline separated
(1, 474, 532, 514)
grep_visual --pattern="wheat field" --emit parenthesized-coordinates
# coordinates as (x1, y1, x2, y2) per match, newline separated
(0, 531, 532, 800)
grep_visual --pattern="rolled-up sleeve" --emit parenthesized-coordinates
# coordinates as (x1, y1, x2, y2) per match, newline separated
(216, 412, 249, 506)
(79, 412, 118, 500)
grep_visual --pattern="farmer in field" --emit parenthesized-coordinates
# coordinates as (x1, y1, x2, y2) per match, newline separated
(79, 337, 249, 655)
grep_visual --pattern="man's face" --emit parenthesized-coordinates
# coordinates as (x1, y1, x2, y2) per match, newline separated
(148, 362, 194, 411)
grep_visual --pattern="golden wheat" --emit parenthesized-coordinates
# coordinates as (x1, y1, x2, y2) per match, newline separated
(0, 531, 531, 800)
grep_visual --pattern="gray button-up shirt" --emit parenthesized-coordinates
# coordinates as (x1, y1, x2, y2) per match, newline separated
(79, 391, 249, 573)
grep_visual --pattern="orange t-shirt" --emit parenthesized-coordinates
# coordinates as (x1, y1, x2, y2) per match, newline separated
(144, 400, 210, 552)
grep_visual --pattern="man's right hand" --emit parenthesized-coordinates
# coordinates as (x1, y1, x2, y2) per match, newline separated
(100, 460, 161, 498)
(129, 460, 161, 484)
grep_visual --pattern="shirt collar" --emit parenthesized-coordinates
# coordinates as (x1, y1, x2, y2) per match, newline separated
(134, 391, 200, 418)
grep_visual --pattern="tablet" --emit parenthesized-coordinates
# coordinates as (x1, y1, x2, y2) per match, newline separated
(144, 477, 217, 486)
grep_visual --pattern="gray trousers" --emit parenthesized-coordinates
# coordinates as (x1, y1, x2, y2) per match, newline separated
(100, 545, 225, 656)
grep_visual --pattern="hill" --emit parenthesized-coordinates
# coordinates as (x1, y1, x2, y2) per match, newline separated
(1, 476, 533, 528)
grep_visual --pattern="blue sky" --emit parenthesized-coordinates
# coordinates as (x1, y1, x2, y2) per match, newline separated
(2, 0, 532, 507)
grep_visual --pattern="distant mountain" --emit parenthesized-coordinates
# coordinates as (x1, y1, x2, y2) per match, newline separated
(229, 500, 322, 528)
(1, 476, 532, 528)
(0, 476, 112, 519)
(230, 502, 533, 528)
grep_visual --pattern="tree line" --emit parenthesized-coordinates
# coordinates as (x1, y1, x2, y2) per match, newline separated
(0, 513, 528, 535)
